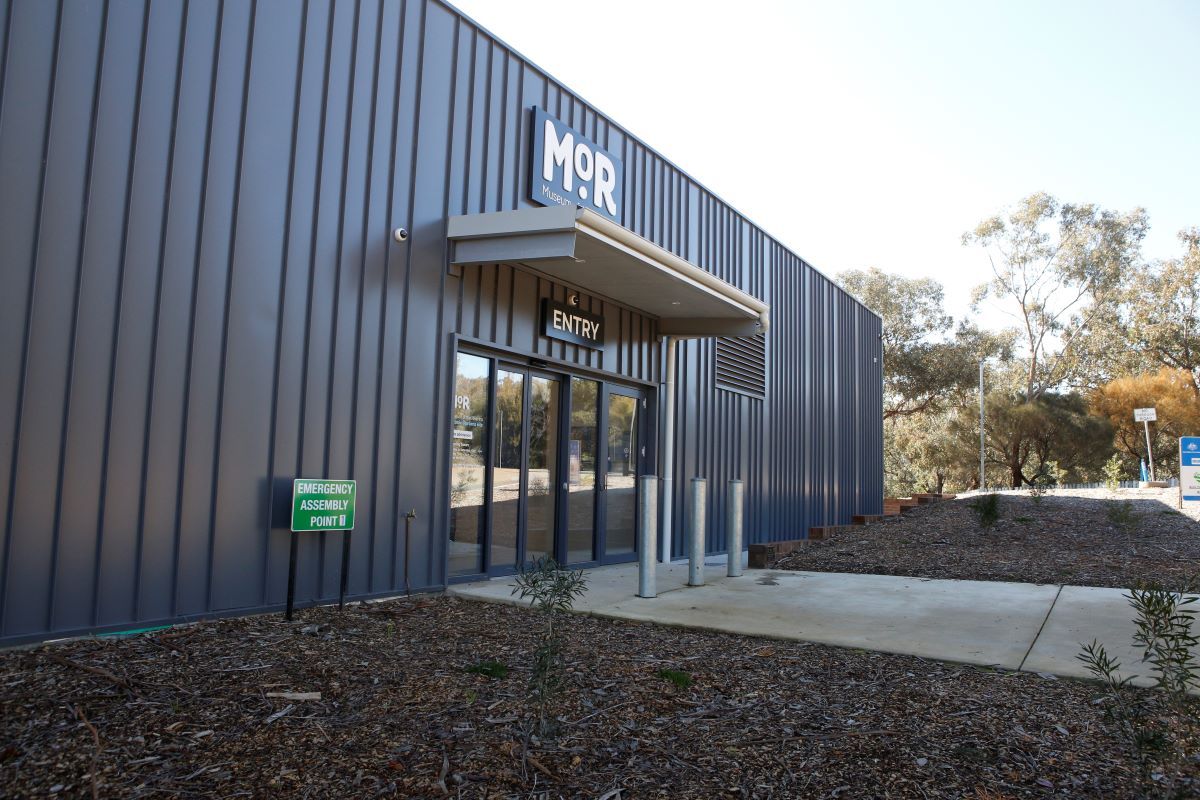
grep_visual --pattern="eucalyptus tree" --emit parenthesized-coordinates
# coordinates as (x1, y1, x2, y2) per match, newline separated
(963, 193, 1149, 401)
(1122, 228, 1200, 395)
(838, 268, 1010, 420)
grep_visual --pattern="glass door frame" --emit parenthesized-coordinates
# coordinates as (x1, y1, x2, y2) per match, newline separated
(559, 381, 647, 569)
(446, 342, 654, 583)
(597, 384, 646, 566)
(487, 360, 563, 578)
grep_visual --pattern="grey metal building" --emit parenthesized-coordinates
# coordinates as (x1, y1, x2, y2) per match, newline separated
(0, 0, 883, 645)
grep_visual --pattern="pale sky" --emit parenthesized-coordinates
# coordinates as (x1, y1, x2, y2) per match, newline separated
(450, 0, 1200, 328)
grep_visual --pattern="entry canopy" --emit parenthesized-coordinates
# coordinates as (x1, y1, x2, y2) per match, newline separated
(447, 206, 770, 336)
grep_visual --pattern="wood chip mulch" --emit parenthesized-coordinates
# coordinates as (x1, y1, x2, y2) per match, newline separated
(2, 595, 1197, 798)
(775, 490, 1200, 591)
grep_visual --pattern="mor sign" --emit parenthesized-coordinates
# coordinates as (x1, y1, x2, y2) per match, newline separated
(291, 479, 356, 532)
(542, 298, 604, 349)
(529, 107, 623, 223)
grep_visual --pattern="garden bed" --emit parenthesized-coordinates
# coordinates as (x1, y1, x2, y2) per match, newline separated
(775, 489, 1200, 591)
(1, 595, 1196, 798)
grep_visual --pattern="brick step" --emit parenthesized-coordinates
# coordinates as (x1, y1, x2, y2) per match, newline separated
(809, 524, 862, 540)
(748, 540, 805, 569)
(852, 514, 884, 525)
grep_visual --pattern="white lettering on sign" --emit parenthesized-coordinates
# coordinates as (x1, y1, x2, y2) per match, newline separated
(454, 394, 471, 412)
(552, 307, 600, 340)
(295, 481, 354, 495)
(299, 498, 352, 511)
(541, 118, 618, 217)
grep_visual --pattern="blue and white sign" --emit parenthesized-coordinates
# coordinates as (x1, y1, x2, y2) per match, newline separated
(529, 107, 623, 223)
(1181, 437, 1200, 502)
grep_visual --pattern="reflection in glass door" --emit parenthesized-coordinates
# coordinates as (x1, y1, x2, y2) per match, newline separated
(603, 392, 639, 558)
(449, 353, 489, 577)
(526, 376, 558, 563)
(567, 377, 598, 564)
(490, 369, 524, 571)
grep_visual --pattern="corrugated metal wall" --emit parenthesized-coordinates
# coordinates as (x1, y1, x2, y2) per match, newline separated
(0, 0, 881, 644)
(455, 264, 658, 383)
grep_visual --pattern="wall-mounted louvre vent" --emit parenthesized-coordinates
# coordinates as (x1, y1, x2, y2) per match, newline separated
(716, 334, 766, 397)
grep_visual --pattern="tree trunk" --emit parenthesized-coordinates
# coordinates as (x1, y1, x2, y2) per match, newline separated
(1009, 441, 1025, 489)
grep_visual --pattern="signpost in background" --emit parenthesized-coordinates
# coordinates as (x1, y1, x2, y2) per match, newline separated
(1134, 408, 1157, 481)
(286, 480, 357, 620)
(1180, 438, 1200, 509)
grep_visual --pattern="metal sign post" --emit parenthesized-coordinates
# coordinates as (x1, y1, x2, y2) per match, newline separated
(1134, 408, 1157, 481)
(286, 479, 357, 620)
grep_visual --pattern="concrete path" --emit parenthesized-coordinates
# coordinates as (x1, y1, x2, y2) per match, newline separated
(449, 561, 1192, 686)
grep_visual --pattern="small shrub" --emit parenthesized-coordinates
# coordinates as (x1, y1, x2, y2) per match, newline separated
(512, 557, 588, 737)
(1013, 516, 1033, 524)
(657, 668, 693, 690)
(465, 660, 509, 679)
(1107, 500, 1139, 531)
(1103, 453, 1124, 492)
(969, 493, 1001, 527)
(1028, 462, 1057, 503)
(1077, 579, 1199, 791)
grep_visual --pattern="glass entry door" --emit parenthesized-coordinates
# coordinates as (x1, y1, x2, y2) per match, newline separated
(448, 349, 646, 579)
(488, 366, 560, 576)
(602, 389, 641, 560)
(564, 380, 645, 566)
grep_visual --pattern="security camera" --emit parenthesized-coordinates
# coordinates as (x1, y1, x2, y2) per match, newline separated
(393, 227, 409, 242)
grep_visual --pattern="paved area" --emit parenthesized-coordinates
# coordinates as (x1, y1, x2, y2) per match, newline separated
(449, 560, 1195, 687)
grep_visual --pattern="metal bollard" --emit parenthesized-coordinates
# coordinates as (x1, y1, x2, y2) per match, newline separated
(727, 480, 743, 577)
(637, 475, 658, 598)
(688, 478, 707, 586)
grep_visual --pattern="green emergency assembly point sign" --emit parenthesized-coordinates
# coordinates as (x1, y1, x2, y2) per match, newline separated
(291, 479, 356, 532)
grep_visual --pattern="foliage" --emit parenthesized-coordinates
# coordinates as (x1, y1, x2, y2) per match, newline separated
(1106, 500, 1138, 531)
(968, 493, 1001, 527)
(1128, 581, 1199, 700)
(657, 668, 693, 690)
(839, 268, 1011, 421)
(963, 390, 1113, 489)
(465, 660, 509, 679)
(1103, 453, 1125, 491)
(512, 558, 588, 737)
(1077, 580, 1199, 792)
(885, 411, 982, 496)
(963, 193, 1148, 401)
(1092, 368, 1200, 479)
(1121, 228, 1200, 393)
(1028, 460, 1064, 503)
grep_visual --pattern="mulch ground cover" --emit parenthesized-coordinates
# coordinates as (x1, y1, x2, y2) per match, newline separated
(2, 595, 1197, 798)
(775, 491, 1200, 591)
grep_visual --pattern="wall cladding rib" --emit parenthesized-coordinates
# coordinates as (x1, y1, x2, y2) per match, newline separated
(0, 0, 881, 644)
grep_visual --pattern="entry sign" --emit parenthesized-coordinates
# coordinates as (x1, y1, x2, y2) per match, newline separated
(542, 298, 604, 349)
(1181, 438, 1200, 502)
(1134, 407, 1157, 422)
(291, 479, 356, 532)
